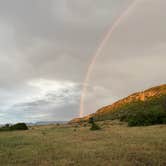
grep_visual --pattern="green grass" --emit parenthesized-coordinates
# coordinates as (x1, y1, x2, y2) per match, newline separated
(0, 122, 166, 166)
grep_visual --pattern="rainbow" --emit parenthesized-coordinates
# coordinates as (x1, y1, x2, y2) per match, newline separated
(79, 0, 139, 117)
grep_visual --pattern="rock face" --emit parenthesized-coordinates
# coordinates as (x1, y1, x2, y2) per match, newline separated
(70, 84, 166, 123)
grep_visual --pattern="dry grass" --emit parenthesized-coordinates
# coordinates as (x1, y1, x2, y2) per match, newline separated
(0, 122, 166, 166)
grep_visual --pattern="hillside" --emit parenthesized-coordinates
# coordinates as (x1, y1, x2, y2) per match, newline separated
(71, 84, 166, 125)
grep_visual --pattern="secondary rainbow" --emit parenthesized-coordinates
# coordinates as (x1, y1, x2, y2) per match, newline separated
(79, 0, 139, 117)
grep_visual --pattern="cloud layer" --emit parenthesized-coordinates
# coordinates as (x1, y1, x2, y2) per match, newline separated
(84, 0, 166, 115)
(0, 0, 165, 123)
(0, 0, 132, 123)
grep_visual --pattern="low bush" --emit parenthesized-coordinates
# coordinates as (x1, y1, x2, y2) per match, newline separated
(127, 108, 166, 126)
(0, 123, 28, 131)
(10, 123, 28, 130)
(89, 117, 101, 130)
(90, 123, 101, 130)
(117, 95, 166, 126)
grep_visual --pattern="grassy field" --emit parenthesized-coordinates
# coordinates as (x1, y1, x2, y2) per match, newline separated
(0, 121, 166, 166)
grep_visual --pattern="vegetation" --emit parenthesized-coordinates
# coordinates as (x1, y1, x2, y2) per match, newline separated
(0, 123, 166, 166)
(71, 84, 166, 126)
(88, 117, 101, 130)
(0, 123, 28, 131)
(93, 95, 166, 126)
(119, 95, 166, 126)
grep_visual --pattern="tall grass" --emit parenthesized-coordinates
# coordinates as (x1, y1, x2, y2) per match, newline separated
(0, 123, 166, 166)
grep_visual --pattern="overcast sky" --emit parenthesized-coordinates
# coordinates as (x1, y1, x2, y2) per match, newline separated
(0, 0, 165, 124)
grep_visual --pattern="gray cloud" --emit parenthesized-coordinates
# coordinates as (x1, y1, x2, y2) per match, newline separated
(0, 0, 131, 88)
(83, 0, 166, 115)
(0, 0, 165, 122)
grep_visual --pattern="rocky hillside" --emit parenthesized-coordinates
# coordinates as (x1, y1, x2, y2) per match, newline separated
(70, 84, 166, 123)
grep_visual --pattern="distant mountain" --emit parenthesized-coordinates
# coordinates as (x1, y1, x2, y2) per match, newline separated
(70, 84, 166, 124)
(27, 121, 67, 126)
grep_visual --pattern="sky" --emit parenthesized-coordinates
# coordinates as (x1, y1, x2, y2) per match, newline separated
(0, 0, 165, 123)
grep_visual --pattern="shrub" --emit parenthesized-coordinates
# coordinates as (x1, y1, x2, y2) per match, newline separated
(83, 123, 87, 127)
(112, 95, 166, 126)
(0, 123, 28, 131)
(89, 117, 101, 130)
(56, 123, 60, 127)
(89, 117, 94, 124)
(10, 123, 28, 130)
(90, 123, 101, 130)
(161, 96, 166, 111)
(127, 107, 166, 126)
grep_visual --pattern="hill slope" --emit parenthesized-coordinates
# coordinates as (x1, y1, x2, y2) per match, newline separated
(71, 84, 166, 125)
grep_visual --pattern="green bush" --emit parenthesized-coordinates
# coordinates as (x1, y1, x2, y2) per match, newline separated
(0, 123, 28, 131)
(161, 96, 166, 111)
(10, 123, 28, 130)
(110, 95, 166, 127)
(127, 106, 166, 126)
(0, 124, 11, 131)
(90, 123, 101, 130)
(89, 117, 94, 124)
(89, 117, 101, 130)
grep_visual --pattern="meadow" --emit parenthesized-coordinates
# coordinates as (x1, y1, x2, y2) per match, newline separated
(0, 121, 166, 166)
